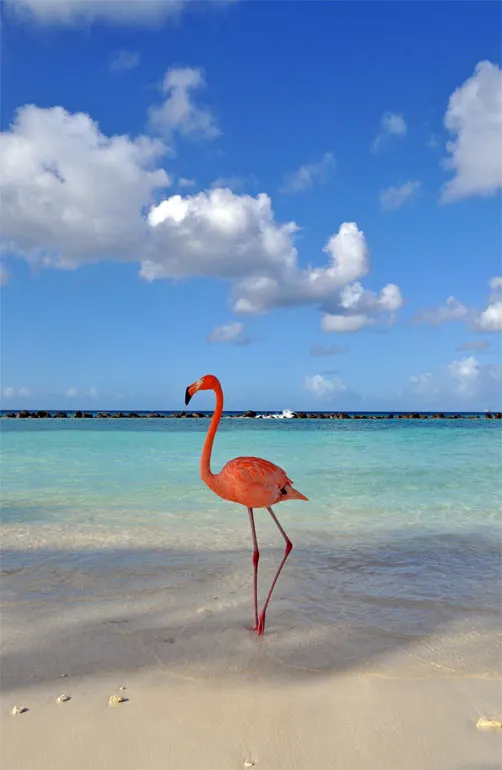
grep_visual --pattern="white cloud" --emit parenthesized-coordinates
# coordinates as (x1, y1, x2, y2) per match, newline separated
(371, 112, 407, 151)
(65, 388, 77, 397)
(409, 372, 439, 400)
(416, 296, 468, 326)
(310, 343, 346, 357)
(0, 104, 170, 267)
(5, 0, 223, 26)
(441, 60, 502, 202)
(448, 356, 481, 395)
(406, 356, 502, 407)
(471, 276, 502, 333)
(0, 103, 402, 334)
(110, 50, 140, 73)
(0, 263, 8, 286)
(321, 313, 370, 333)
(88, 386, 98, 398)
(321, 280, 403, 333)
(2, 386, 29, 398)
(178, 177, 196, 188)
(304, 374, 347, 399)
(208, 322, 250, 345)
(280, 152, 335, 194)
(379, 180, 420, 210)
(148, 67, 220, 142)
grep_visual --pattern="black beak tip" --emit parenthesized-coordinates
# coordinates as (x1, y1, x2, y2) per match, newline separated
(185, 387, 192, 406)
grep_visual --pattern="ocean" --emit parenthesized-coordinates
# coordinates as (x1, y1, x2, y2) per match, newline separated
(1, 416, 501, 685)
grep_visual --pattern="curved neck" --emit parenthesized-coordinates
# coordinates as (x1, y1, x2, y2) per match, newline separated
(200, 382, 223, 482)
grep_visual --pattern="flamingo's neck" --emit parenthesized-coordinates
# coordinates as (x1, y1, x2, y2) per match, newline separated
(200, 382, 223, 484)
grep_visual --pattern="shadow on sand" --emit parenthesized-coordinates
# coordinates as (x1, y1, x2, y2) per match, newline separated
(1, 528, 500, 691)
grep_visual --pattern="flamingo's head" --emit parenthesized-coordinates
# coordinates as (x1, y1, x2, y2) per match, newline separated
(185, 374, 220, 405)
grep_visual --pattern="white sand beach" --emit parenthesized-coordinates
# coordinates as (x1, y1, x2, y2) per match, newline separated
(2, 526, 501, 770)
(3, 666, 501, 770)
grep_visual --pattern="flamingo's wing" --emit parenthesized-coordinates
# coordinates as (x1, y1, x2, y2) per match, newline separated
(220, 456, 292, 490)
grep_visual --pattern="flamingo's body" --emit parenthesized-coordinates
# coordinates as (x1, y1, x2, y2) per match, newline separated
(185, 374, 308, 634)
(207, 456, 307, 509)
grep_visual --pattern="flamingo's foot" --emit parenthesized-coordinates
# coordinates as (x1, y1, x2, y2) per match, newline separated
(254, 612, 266, 635)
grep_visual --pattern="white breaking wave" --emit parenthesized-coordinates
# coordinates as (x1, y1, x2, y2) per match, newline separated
(257, 409, 295, 420)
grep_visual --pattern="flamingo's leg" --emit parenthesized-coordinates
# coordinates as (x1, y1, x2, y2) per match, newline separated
(256, 506, 293, 636)
(247, 507, 260, 630)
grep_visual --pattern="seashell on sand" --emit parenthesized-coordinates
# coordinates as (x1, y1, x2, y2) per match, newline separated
(11, 705, 27, 715)
(476, 717, 502, 730)
(57, 694, 71, 703)
(108, 694, 126, 706)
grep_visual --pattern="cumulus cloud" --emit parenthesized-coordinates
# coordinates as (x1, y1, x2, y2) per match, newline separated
(5, 0, 223, 26)
(207, 322, 250, 345)
(441, 61, 502, 202)
(310, 343, 346, 357)
(448, 356, 481, 395)
(321, 281, 403, 333)
(409, 356, 501, 406)
(280, 152, 335, 194)
(65, 388, 77, 398)
(110, 50, 140, 73)
(304, 374, 347, 399)
(471, 276, 502, 332)
(371, 111, 407, 152)
(178, 177, 196, 188)
(414, 279, 502, 333)
(379, 180, 420, 210)
(148, 67, 220, 142)
(0, 104, 170, 267)
(415, 296, 468, 326)
(0, 102, 403, 334)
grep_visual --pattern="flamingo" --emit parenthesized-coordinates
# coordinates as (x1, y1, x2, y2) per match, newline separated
(185, 374, 308, 635)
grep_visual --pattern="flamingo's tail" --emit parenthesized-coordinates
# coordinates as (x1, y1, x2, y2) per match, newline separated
(287, 486, 309, 502)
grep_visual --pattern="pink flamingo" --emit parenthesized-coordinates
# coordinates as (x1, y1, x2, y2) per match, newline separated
(185, 374, 308, 635)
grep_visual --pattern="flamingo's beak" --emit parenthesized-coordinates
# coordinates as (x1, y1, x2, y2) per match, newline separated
(185, 386, 193, 406)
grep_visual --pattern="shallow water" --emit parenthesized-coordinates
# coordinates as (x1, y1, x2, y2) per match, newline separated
(1, 418, 501, 685)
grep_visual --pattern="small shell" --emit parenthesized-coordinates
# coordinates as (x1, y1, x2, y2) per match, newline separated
(57, 694, 71, 703)
(11, 705, 27, 715)
(476, 717, 502, 730)
(60, 673, 68, 678)
(119, 686, 126, 691)
(108, 694, 126, 706)
(244, 762, 255, 768)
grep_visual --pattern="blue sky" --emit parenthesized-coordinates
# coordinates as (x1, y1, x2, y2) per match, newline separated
(1, 0, 501, 411)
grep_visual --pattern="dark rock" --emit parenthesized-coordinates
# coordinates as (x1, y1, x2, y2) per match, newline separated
(128, 412, 140, 418)
(17, 410, 30, 419)
(83, 413, 93, 418)
(74, 411, 83, 419)
(54, 412, 68, 419)
(410, 413, 420, 419)
(242, 410, 256, 418)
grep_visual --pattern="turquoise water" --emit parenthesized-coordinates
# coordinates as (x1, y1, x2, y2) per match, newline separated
(1, 417, 500, 535)
(1, 417, 501, 684)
